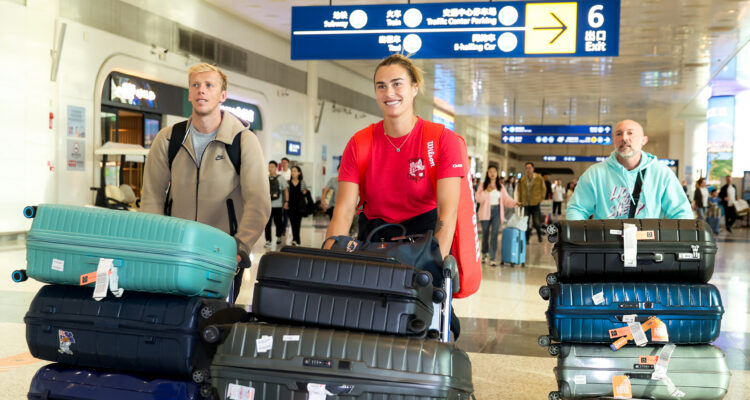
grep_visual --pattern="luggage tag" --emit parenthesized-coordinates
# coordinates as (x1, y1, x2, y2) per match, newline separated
(610, 319, 653, 350)
(650, 317, 669, 342)
(256, 335, 273, 353)
(650, 344, 685, 398)
(226, 383, 255, 400)
(622, 224, 638, 267)
(307, 383, 332, 400)
(612, 375, 633, 399)
(92, 258, 114, 301)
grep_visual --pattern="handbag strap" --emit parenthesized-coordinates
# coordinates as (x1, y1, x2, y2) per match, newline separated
(364, 223, 407, 243)
(629, 168, 647, 218)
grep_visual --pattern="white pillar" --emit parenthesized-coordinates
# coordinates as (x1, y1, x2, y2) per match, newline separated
(305, 61, 318, 192)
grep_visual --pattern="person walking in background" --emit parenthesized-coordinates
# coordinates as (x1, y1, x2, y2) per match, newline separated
(693, 177, 709, 220)
(287, 165, 308, 246)
(518, 162, 546, 244)
(719, 175, 738, 232)
(322, 165, 339, 219)
(264, 160, 289, 248)
(475, 166, 520, 266)
(552, 179, 565, 216)
(543, 172, 553, 200)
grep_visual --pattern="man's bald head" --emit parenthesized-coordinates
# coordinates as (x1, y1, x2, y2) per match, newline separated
(613, 119, 648, 161)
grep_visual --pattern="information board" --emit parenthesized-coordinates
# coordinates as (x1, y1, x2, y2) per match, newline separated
(502, 125, 612, 145)
(291, 1, 620, 59)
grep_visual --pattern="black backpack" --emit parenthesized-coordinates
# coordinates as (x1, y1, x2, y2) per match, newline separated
(163, 120, 245, 216)
(269, 176, 281, 200)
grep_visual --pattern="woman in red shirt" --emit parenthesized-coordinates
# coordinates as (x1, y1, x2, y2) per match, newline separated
(324, 54, 465, 259)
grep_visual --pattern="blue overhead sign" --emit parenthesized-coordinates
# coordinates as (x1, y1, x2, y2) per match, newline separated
(291, 1, 620, 60)
(541, 156, 679, 166)
(501, 125, 612, 145)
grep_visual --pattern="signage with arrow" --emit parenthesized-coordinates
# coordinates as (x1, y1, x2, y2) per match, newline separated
(291, 0, 620, 59)
(501, 125, 613, 145)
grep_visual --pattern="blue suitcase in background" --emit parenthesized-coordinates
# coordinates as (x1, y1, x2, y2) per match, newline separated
(500, 227, 526, 266)
(20, 204, 237, 298)
(28, 363, 209, 400)
(24, 285, 247, 382)
(538, 282, 723, 355)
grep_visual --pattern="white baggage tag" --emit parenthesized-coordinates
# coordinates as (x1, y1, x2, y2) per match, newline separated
(662, 376, 685, 398)
(622, 314, 637, 323)
(283, 335, 300, 342)
(628, 321, 648, 347)
(93, 258, 114, 301)
(51, 258, 65, 272)
(256, 335, 273, 353)
(592, 291, 605, 305)
(226, 383, 255, 400)
(573, 375, 587, 385)
(652, 344, 676, 380)
(307, 383, 330, 400)
(108, 266, 124, 297)
(623, 224, 638, 267)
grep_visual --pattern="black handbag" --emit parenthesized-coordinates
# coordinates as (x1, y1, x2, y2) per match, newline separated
(329, 223, 445, 289)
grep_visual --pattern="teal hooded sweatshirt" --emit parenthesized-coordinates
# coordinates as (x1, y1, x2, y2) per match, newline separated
(566, 150, 693, 220)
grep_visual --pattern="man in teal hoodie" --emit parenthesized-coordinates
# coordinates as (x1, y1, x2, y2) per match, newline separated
(567, 119, 693, 220)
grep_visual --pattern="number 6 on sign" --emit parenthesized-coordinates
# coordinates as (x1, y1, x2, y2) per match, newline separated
(588, 5, 604, 28)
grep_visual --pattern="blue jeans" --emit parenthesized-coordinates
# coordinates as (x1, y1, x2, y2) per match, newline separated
(481, 206, 501, 261)
(696, 207, 706, 220)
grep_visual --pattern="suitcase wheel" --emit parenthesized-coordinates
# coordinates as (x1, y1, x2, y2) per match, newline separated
(548, 391, 562, 400)
(200, 305, 216, 320)
(545, 224, 558, 236)
(408, 318, 426, 333)
(537, 335, 551, 348)
(547, 234, 558, 244)
(199, 383, 214, 399)
(23, 206, 37, 219)
(413, 271, 432, 288)
(548, 344, 560, 356)
(539, 286, 551, 301)
(202, 325, 222, 344)
(11, 269, 27, 283)
(545, 273, 558, 286)
(426, 329, 440, 340)
(432, 287, 446, 303)
(192, 368, 210, 384)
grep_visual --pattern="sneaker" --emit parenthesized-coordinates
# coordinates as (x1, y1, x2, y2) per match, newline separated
(482, 254, 489, 262)
(276, 238, 282, 245)
(264, 241, 271, 248)
(490, 260, 497, 267)
(292, 241, 300, 246)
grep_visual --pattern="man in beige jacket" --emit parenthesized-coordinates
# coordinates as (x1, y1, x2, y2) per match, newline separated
(142, 63, 271, 298)
(518, 162, 546, 244)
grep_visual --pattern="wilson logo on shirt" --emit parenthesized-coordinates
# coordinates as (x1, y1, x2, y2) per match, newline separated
(408, 158, 426, 182)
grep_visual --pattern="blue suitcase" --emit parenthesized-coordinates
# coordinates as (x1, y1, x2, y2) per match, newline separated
(24, 285, 247, 382)
(500, 227, 526, 266)
(538, 283, 723, 355)
(19, 204, 237, 298)
(28, 363, 209, 399)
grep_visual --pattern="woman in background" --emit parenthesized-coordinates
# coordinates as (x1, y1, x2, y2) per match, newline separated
(287, 165, 308, 246)
(475, 166, 519, 266)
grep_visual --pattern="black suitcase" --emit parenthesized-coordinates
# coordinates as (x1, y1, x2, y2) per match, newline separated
(546, 219, 716, 284)
(252, 246, 436, 336)
(204, 322, 474, 400)
(24, 285, 247, 383)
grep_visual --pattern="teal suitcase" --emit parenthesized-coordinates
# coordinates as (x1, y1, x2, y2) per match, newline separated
(22, 204, 237, 298)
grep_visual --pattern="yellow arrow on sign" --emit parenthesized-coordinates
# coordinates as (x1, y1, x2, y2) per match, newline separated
(533, 12, 567, 44)
(525, 2, 577, 54)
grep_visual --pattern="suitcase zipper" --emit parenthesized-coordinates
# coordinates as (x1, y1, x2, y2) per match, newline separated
(260, 279, 430, 306)
(555, 307, 721, 316)
(27, 236, 234, 271)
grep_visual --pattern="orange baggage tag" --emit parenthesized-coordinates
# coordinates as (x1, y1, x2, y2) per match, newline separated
(609, 326, 632, 339)
(650, 317, 669, 342)
(79, 272, 97, 286)
(635, 230, 655, 240)
(610, 336, 631, 351)
(612, 375, 633, 399)
(638, 355, 659, 365)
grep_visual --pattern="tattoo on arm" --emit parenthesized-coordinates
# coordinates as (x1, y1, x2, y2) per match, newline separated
(435, 220, 444, 234)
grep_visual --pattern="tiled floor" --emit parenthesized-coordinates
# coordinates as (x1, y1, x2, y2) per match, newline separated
(1, 215, 749, 399)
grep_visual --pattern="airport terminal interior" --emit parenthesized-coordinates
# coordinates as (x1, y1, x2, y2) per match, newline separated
(2, 0, 750, 399)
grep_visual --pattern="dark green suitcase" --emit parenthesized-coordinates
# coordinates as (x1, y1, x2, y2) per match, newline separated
(208, 322, 474, 399)
(551, 344, 730, 400)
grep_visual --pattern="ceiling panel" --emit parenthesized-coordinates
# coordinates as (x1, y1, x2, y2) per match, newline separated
(204, 0, 750, 149)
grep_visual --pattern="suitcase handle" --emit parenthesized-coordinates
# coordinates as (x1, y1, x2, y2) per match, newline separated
(620, 253, 663, 263)
(615, 315, 650, 323)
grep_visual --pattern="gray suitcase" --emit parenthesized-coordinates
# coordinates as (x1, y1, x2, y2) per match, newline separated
(205, 322, 474, 399)
(551, 344, 730, 400)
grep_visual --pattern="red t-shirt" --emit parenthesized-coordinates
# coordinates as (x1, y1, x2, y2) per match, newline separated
(339, 118, 465, 223)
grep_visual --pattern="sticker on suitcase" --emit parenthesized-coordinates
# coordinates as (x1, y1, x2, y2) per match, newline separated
(57, 330, 75, 355)
(226, 383, 255, 400)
